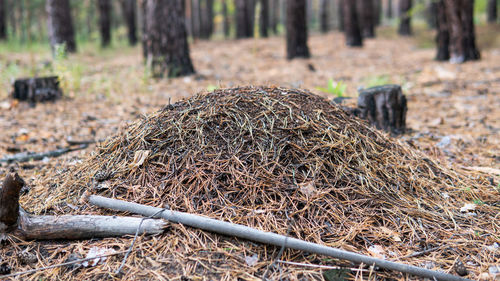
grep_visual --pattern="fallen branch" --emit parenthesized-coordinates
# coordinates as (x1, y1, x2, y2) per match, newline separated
(89, 195, 471, 281)
(0, 173, 167, 240)
(0, 144, 88, 163)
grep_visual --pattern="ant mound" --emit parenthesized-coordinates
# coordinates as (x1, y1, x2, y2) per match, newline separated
(49, 86, 495, 277)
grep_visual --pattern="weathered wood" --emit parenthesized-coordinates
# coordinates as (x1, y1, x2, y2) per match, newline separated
(0, 174, 166, 240)
(11, 76, 62, 103)
(357, 85, 407, 135)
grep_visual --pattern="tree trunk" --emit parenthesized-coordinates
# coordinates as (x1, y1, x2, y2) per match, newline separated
(270, 0, 279, 34)
(191, 0, 201, 38)
(426, 0, 438, 29)
(120, 0, 137, 45)
(143, 0, 195, 78)
(199, 0, 213, 39)
(398, 0, 412, 36)
(235, 0, 255, 38)
(98, 0, 112, 47)
(435, 0, 449, 61)
(374, 0, 381, 26)
(444, 0, 480, 63)
(0, 0, 6, 40)
(46, 0, 76, 53)
(386, 0, 393, 18)
(343, 0, 362, 46)
(222, 0, 230, 38)
(260, 0, 269, 37)
(487, 0, 497, 23)
(319, 0, 329, 33)
(338, 0, 345, 31)
(358, 0, 375, 38)
(286, 0, 310, 59)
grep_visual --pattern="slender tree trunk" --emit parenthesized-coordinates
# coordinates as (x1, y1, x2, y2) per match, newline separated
(386, 0, 393, 18)
(222, 0, 230, 38)
(121, 0, 137, 45)
(358, 0, 375, 38)
(444, 0, 480, 63)
(98, 0, 112, 47)
(46, 0, 77, 53)
(0, 0, 6, 40)
(343, 0, 362, 46)
(373, 0, 381, 26)
(141, 0, 147, 59)
(143, 0, 195, 78)
(8, 0, 16, 39)
(260, 0, 269, 37)
(199, 0, 213, 39)
(236, 0, 255, 38)
(426, 0, 438, 29)
(398, 0, 412, 36)
(191, 0, 201, 38)
(487, 0, 497, 23)
(338, 0, 345, 31)
(270, 0, 279, 34)
(320, 0, 329, 33)
(286, 0, 310, 59)
(435, 0, 449, 61)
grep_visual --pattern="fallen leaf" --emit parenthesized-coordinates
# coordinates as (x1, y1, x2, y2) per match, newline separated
(367, 245, 386, 259)
(130, 150, 150, 168)
(460, 203, 476, 213)
(82, 247, 116, 267)
(298, 181, 316, 197)
(379, 226, 402, 242)
(245, 254, 259, 267)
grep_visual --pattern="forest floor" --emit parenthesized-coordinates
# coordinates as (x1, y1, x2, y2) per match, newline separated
(0, 25, 499, 280)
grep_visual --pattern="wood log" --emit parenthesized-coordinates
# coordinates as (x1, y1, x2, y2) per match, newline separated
(356, 85, 407, 135)
(11, 76, 62, 103)
(0, 173, 167, 240)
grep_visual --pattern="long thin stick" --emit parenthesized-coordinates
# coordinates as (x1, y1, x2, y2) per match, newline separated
(89, 195, 471, 281)
(0, 144, 88, 163)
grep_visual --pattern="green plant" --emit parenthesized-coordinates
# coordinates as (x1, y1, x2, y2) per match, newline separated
(52, 44, 83, 94)
(316, 79, 347, 98)
(364, 74, 392, 88)
(207, 85, 219, 92)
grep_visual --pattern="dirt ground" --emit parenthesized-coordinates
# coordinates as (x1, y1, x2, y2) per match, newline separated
(0, 27, 499, 280)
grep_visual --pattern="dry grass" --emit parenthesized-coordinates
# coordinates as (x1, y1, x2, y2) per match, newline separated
(15, 86, 499, 280)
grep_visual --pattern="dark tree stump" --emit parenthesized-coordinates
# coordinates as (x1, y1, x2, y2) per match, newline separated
(357, 85, 407, 135)
(11, 76, 63, 103)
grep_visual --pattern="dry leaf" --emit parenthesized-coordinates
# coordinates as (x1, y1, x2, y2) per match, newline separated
(367, 245, 386, 259)
(130, 150, 150, 168)
(379, 226, 402, 242)
(245, 254, 259, 267)
(460, 203, 476, 213)
(81, 247, 116, 267)
(298, 181, 316, 197)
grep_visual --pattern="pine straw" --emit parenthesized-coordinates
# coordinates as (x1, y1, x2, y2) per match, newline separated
(15, 86, 500, 280)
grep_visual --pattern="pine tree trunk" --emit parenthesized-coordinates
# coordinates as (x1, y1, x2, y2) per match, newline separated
(199, 0, 213, 39)
(191, 0, 201, 38)
(398, 0, 412, 36)
(444, 0, 480, 63)
(120, 0, 137, 45)
(46, 0, 76, 53)
(374, 0, 381, 26)
(358, 0, 375, 38)
(143, 0, 195, 78)
(320, 0, 329, 33)
(487, 0, 497, 23)
(260, 0, 269, 37)
(98, 0, 112, 47)
(426, 0, 438, 29)
(435, 0, 449, 61)
(386, 0, 393, 18)
(338, 0, 345, 31)
(0, 0, 6, 40)
(286, 0, 310, 59)
(343, 0, 362, 46)
(236, 0, 255, 38)
(270, 0, 279, 34)
(222, 0, 230, 38)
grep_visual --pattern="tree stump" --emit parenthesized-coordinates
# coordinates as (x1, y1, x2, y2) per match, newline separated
(11, 76, 63, 103)
(357, 85, 407, 135)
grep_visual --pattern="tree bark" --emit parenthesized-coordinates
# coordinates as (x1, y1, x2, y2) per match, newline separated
(11, 76, 63, 103)
(191, 0, 201, 38)
(487, 0, 497, 23)
(120, 0, 137, 45)
(358, 0, 375, 38)
(435, 0, 450, 61)
(270, 0, 279, 34)
(374, 0, 382, 26)
(398, 0, 412, 36)
(0, 0, 6, 40)
(286, 0, 310, 59)
(343, 0, 362, 46)
(357, 85, 407, 135)
(260, 0, 269, 37)
(0, 173, 166, 241)
(143, 0, 195, 78)
(46, 0, 76, 53)
(222, 0, 230, 38)
(199, 0, 213, 39)
(98, 0, 112, 47)
(319, 0, 329, 33)
(236, 0, 256, 38)
(444, 0, 480, 63)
